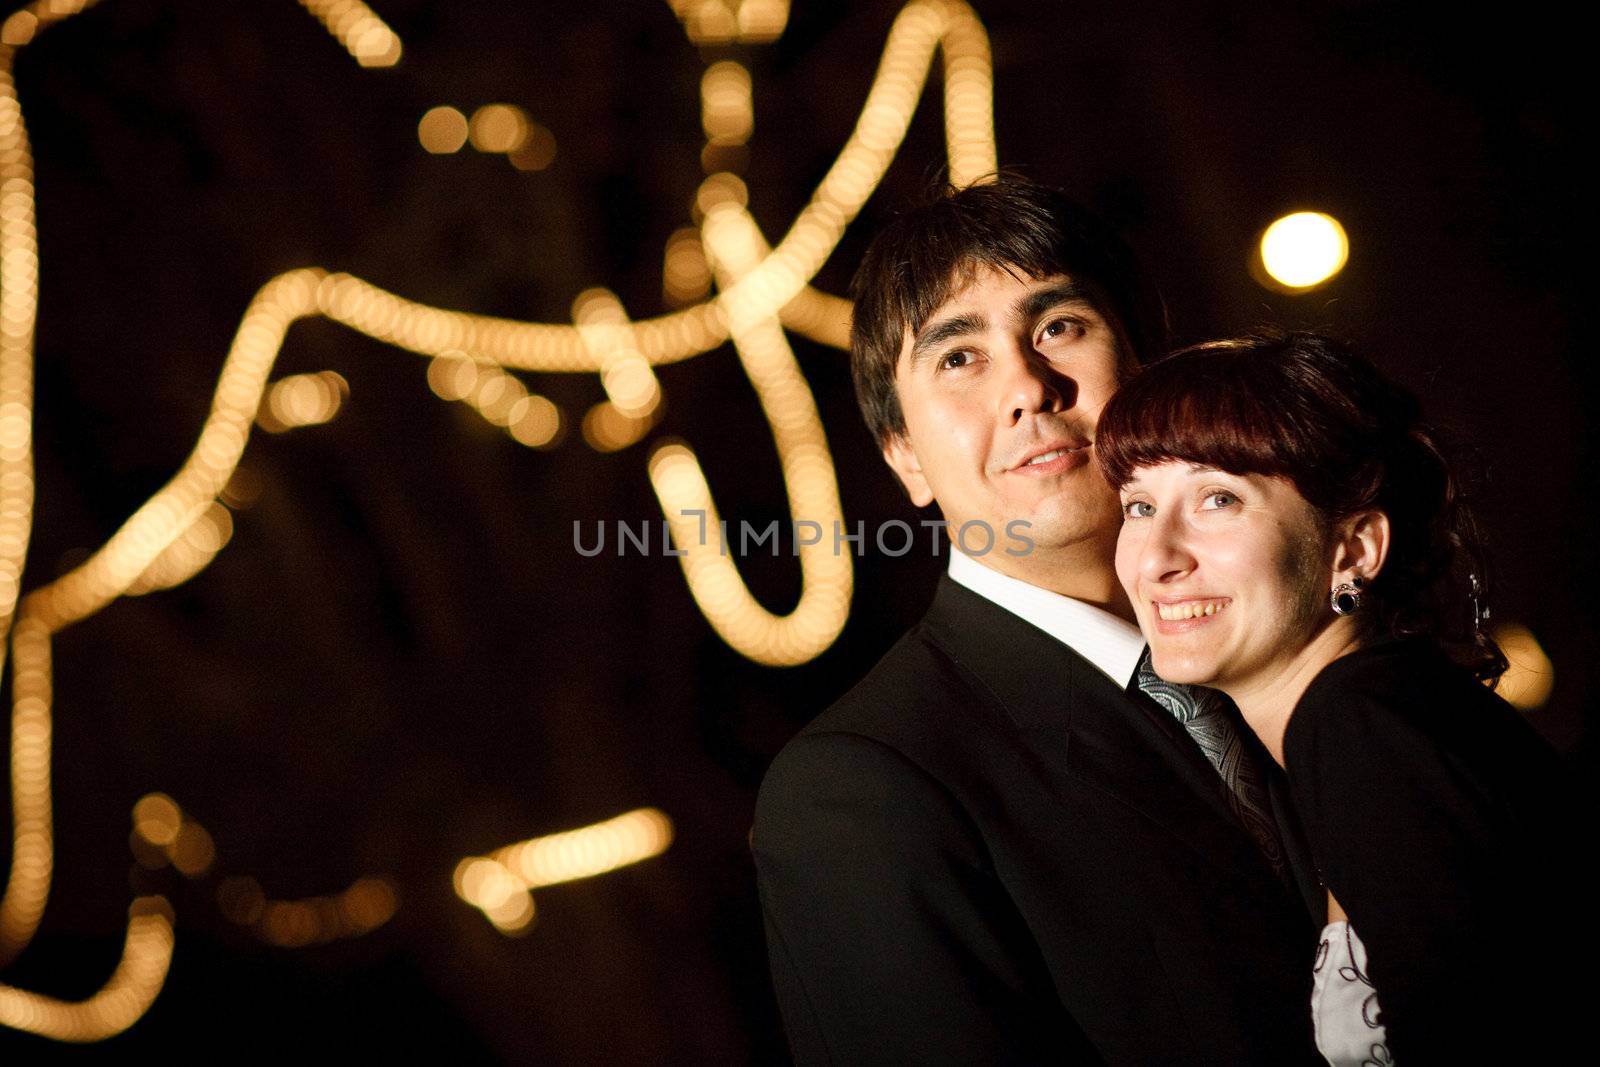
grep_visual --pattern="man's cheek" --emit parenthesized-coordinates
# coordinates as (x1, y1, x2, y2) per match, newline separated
(940, 420, 987, 467)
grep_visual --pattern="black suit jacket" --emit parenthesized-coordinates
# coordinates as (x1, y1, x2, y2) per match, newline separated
(753, 578, 1323, 1064)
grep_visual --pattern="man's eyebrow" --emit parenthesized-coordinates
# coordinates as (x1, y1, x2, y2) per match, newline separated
(1016, 280, 1098, 325)
(907, 311, 987, 370)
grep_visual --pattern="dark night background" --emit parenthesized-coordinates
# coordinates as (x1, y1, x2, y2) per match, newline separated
(1, 0, 1591, 1061)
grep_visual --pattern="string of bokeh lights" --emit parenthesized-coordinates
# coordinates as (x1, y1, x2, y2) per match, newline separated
(129, 792, 399, 950)
(0, 0, 404, 1042)
(454, 808, 674, 935)
(0, 0, 1001, 1041)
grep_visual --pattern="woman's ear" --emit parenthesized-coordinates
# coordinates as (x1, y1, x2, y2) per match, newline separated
(882, 434, 935, 508)
(1332, 509, 1391, 583)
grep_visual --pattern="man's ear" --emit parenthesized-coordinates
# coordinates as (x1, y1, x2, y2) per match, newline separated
(882, 433, 935, 508)
(1331, 508, 1391, 584)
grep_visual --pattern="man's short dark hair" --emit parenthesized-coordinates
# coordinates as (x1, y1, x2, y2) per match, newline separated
(848, 175, 1166, 444)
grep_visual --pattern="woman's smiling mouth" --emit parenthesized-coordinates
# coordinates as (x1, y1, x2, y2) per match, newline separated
(1154, 598, 1231, 621)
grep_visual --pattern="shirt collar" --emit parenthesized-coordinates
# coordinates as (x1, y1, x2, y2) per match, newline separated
(946, 548, 1145, 689)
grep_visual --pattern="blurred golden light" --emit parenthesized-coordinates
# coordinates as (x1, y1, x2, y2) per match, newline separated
(297, 0, 402, 68)
(263, 901, 319, 948)
(0, 0, 425, 1038)
(780, 286, 852, 350)
(168, 822, 215, 878)
(455, 857, 519, 908)
(469, 366, 524, 424)
(671, 0, 792, 46)
(482, 891, 535, 934)
(297, 0, 995, 378)
(736, 0, 790, 42)
(0, 3, 1000, 1034)
(644, 198, 854, 665)
(663, 227, 712, 306)
(491, 807, 673, 888)
(455, 809, 671, 935)
(470, 366, 527, 425)
(229, 874, 398, 947)
(131, 793, 182, 848)
(337, 878, 398, 932)
(40, 1, 96, 21)
(259, 370, 348, 432)
(672, 0, 738, 45)
(468, 103, 529, 154)
(428, 352, 565, 448)
(0, 620, 52, 963)
(127, 798, 394, 947)
(425, 352, 478, 401)
(603, 361, 658, 415)
(579, 402, 647, 453)
(507, 123, 557, 172)
(126, 501, 234, 596)
(1259, 211, 1349, 289)
(507, 393, 563, 449)
(0, 897, 174, 1042)
(574, 287, 660, 424)
(1492, 623, 1555, 709)
(417, 106, 469, 154)
(453, 856, 535, 934)
(694, 171, 748, 220)
(0, 10, 38, 46)
(701, 61, 753, 146)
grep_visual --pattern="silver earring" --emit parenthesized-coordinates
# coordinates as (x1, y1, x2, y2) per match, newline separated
(1330, 578, 1364, 616)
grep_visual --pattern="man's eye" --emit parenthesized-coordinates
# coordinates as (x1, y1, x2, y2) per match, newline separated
(938, 350, 973, 371)
(1038, 317, 1084, 343)
(1122, 500, 1155, 519)
(1200, 491, 1238, 509)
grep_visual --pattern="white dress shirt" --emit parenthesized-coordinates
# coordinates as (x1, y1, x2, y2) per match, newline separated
(946, 548, 1145, 689)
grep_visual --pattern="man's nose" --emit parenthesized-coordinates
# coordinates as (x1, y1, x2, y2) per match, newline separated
(1138, 511, 1196, 585)
(998, 344, 1074, 424)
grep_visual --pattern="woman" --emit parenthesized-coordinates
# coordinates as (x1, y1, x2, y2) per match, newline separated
(1094, 331, 1584, 1064)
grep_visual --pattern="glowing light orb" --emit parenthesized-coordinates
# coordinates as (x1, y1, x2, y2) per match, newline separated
(1259, 211, 1349, 289)
(417, 107, 469, 154)
(468, 104, 529, 154)
(1492, 623, 1555, 709)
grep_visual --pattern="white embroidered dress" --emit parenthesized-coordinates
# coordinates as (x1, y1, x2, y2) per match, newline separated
(1311, 920, 1392, 1066)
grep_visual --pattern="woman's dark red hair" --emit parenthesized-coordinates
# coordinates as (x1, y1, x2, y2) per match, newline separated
(1096, 330, 1506, 682)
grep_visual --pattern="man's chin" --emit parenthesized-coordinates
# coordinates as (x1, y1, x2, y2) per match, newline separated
(1013, 502, 1122, 554)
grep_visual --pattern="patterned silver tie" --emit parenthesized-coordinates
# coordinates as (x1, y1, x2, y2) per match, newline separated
(1134, 649, 1285, 877)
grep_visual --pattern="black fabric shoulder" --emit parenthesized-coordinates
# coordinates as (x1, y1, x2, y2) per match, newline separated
(1281, 639, 1584, 1062)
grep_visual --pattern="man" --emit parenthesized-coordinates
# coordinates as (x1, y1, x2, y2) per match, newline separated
(751, 178, 1323, 1064)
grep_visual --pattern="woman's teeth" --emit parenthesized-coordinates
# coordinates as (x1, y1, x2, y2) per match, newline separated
(1156, 600, 1228, 621)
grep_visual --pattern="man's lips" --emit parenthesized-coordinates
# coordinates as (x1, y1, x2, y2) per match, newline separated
(1006, 441, 1092, 474)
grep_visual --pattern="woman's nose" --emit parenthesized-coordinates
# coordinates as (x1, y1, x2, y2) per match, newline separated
(1139, 513, 1195, 584)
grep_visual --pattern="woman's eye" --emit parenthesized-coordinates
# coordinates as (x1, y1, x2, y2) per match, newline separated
(1200, 491, 1238, 510)
(1122, 500, 1155, 519)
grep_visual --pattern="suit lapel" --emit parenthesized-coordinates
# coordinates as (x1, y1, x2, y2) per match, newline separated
(920, 577, 1279, 886)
